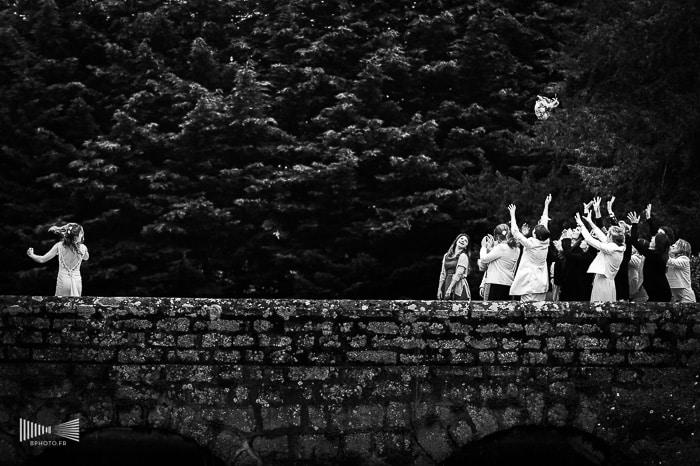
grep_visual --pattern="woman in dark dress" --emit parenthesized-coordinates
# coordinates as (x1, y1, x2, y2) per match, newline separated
(437, 233, 472, 300)
(559, 229, 596, 301)
(627, 212, 672, 302)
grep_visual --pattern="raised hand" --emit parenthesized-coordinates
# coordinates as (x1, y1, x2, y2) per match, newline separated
(544, 193, 552, 205)
(26, 247, 34, 257)
(627, 212, 640, 224)
(644, 204, 652, 219)
(508, 204, 517, 217)
(574, 212, 584, 226)
(607, 196, 616, 214)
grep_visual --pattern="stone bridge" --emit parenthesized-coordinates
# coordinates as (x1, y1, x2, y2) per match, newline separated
(0, 297, 698, 465)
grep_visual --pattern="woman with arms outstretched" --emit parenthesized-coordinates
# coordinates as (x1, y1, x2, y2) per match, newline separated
(27, 223, 90, 296)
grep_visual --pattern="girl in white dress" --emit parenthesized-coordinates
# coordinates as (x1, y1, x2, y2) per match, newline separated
(27, 223, 90, 296)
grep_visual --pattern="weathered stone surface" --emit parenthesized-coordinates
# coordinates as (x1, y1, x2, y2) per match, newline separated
(1, 297, 699, 466)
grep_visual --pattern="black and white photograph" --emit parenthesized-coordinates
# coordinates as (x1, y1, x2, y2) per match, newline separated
(1, 0, 699, 464)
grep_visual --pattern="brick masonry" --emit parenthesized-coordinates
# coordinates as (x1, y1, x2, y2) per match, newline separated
(0, 296, 699, 465)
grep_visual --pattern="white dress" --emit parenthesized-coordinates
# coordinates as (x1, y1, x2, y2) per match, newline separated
(56, 244, 87, 296)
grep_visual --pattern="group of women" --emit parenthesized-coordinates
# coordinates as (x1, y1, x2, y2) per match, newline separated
(23, 199, 696, 303)
(437, 195, 696, 303)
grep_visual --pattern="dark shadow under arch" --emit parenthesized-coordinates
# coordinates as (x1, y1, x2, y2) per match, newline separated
(441, 426, 633, 466)
(26, 427, 226, 466)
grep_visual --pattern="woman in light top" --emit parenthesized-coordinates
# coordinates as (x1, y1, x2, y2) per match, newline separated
(574, 211, 625, 301)
(666, 239, 696, 303)
(27, 223, 89, 296)
(479, 224, 519, 300)
(437, 233, 471, 300)
(508, 194, 552, 302)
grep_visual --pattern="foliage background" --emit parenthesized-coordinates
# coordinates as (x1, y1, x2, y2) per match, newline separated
(2, 0, 699, 298)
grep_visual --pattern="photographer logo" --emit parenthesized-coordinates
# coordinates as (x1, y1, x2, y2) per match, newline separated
(20, 418, 79, 446)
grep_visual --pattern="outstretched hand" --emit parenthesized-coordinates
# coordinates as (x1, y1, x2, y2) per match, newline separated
(627, 212, 640, 224)
(606, 196, 616, 214)
(644, 204, 652, 219)
(507, 204, 516, 217)
(544, 193, 552, 205)
(574, 212, 584, 227)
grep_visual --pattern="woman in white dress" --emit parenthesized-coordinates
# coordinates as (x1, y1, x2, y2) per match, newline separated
(27, 223, 90, 296)
(574, 212, 625, 301)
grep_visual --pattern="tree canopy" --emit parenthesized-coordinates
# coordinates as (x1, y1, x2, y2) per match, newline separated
(2, 0, 699, 298)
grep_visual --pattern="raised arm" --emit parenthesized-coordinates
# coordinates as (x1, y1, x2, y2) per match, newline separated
(509, 204, 528, 245)
(643, 203, 661, 236)
(592, 196, 604, 228)
(480, 235, 506, 264)
(26, 243, 59, 264)
(574, 213, 606, 251)
(538, 194, 552, 228)
(666, 255, 688, 269)
(627, 211, 651, 256)
(606, 196, 620, 224)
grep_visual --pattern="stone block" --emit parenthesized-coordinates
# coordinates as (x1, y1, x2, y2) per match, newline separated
(148, 333, 175, 346)
(368, 321, 399, 335)
(202, 333, 232, 348)
(343, 432, 374, 454)
(579, 351, 625, 365)
(294, 434, 339, 459)
(208, 320, 242, 332)
(212, 350, 242, 362)
(497, 351, 518, 364)
(261, 405, 302, 431)
(156, 318, 190, 332)
(468, 337, 498, 349)
(347, 405, 384, 430)
(347, 351, 396, 364)
(385, 402, 410, 428)
(615, 336, 650, 350)
(253, 436, 288, 455)
(117, 348, 163, 363)
(574, 336, 609, 350)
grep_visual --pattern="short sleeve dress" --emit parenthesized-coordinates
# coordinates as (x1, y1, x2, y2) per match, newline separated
(440, 253, 471, 300)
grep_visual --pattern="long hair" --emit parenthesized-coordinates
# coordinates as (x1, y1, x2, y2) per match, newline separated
(493, 223, 517, 248)
(445, 233, 471, 274)
(50, 223, 84, 255)
(674, 238, 692, 257)
(654, 232, 671, 263)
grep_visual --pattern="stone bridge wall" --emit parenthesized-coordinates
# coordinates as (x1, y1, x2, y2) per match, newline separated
(0, 297, 699, 465)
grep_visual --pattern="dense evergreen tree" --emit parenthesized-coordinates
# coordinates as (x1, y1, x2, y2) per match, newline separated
(1, 0, 698, 298)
